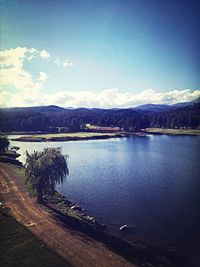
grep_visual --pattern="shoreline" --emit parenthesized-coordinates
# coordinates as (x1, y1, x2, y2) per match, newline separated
(1, 128, 199, 143)
(37, 187, 194, 267)
(0, 162, 136, 267)
(0, 162, 191, 267)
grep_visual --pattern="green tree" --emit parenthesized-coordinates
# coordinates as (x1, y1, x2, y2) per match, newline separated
(25, 147, 69, 202)
(0, 136, 9, 153)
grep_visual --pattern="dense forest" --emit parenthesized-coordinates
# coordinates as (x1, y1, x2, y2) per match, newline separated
(150, 102, 200, 129)
(0, 100, 199, 132)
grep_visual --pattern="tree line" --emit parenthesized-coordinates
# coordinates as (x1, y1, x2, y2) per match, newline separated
(150, 102, 200, 129)
(0, 102, 199, 132)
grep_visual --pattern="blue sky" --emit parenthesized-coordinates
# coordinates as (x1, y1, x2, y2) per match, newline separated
(0, 0, 200, 107)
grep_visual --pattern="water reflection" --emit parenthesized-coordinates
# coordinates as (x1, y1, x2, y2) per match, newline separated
(9, 135, 200, 255)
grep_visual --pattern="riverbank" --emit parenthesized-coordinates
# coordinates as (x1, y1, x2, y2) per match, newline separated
(10, 132, 126, 142)
(0, 162, 136, 267)
(0, 162, 192, 267)
(41, 191, 191, 267)
(144, 128, 200, 135)
(5, 128, 200, 143)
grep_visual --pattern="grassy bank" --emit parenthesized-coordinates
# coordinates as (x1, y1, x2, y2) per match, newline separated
(11, 132, 124, 142)
(0, 207, 73, 267)
(144, 128, 200, 135)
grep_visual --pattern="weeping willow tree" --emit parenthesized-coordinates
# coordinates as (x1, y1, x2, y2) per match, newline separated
(25, 147, 69, 202)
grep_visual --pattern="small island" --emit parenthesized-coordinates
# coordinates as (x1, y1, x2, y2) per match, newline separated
(11, 132, 127, 142)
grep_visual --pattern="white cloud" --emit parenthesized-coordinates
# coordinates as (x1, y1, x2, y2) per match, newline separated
(28, 55, 34, 61)
(0, 90, 11, 107)
(53, 57, 73, 68)
(0, 47, 29, 69)
(0, 67, 36, 90)
(1, 90, 47, 107)
(54, 58, 61, 66)
(0, 47, 73, 105)
(63, 60, 73, 68)
(40, 50, 50, 59)
(0, 47, 199, 108)
(38, 72, 48, 82)
(1, 88, 199, 108)
(0, 47, 50, 99)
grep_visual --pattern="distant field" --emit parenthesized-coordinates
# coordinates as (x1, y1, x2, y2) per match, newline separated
(11, 132, 123, 142)
(0, 207, 72, 267)
(33, 132, 117, 138)
(145, 128, 200, 135)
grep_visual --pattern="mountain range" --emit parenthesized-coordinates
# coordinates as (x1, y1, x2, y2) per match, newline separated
(0, 97, 199, 132)
(1, 97, 199, 114)
(134, 97, 200, 113)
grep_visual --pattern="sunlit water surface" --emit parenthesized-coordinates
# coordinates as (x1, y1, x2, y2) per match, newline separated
(10, 135, 200, 256)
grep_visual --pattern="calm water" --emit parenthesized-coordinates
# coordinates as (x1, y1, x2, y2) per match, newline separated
(10, 135, 200, 252)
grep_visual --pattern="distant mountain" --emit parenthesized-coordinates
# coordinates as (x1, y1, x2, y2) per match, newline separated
(0, 97, 199, 131)
(0, 105, 65, 113)
(171, 97, 200, 109)
(134, 104, 172, 113)
(134, 97, 200, 113)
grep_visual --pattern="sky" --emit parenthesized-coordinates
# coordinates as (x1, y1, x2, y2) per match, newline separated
(0, 0, 200, 108)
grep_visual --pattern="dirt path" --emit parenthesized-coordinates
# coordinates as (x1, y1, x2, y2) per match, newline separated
(0, 163, 137, 267)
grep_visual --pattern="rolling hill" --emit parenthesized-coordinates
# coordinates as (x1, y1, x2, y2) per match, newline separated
(0, 97, 199, 132)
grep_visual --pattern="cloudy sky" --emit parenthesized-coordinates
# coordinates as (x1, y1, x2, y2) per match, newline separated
(0, 0, 199, 108)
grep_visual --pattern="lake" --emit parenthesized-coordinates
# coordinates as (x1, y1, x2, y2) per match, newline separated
(9, 135, 200, 260)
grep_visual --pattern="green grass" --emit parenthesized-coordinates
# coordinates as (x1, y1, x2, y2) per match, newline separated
(2, 164, 38, 197)
(145, 128, 200, 135)
(11, 132, 121, 142)
(30, 132, 118, 138)
(7, 164, 26, 183)
(0, 207, 73, 267)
